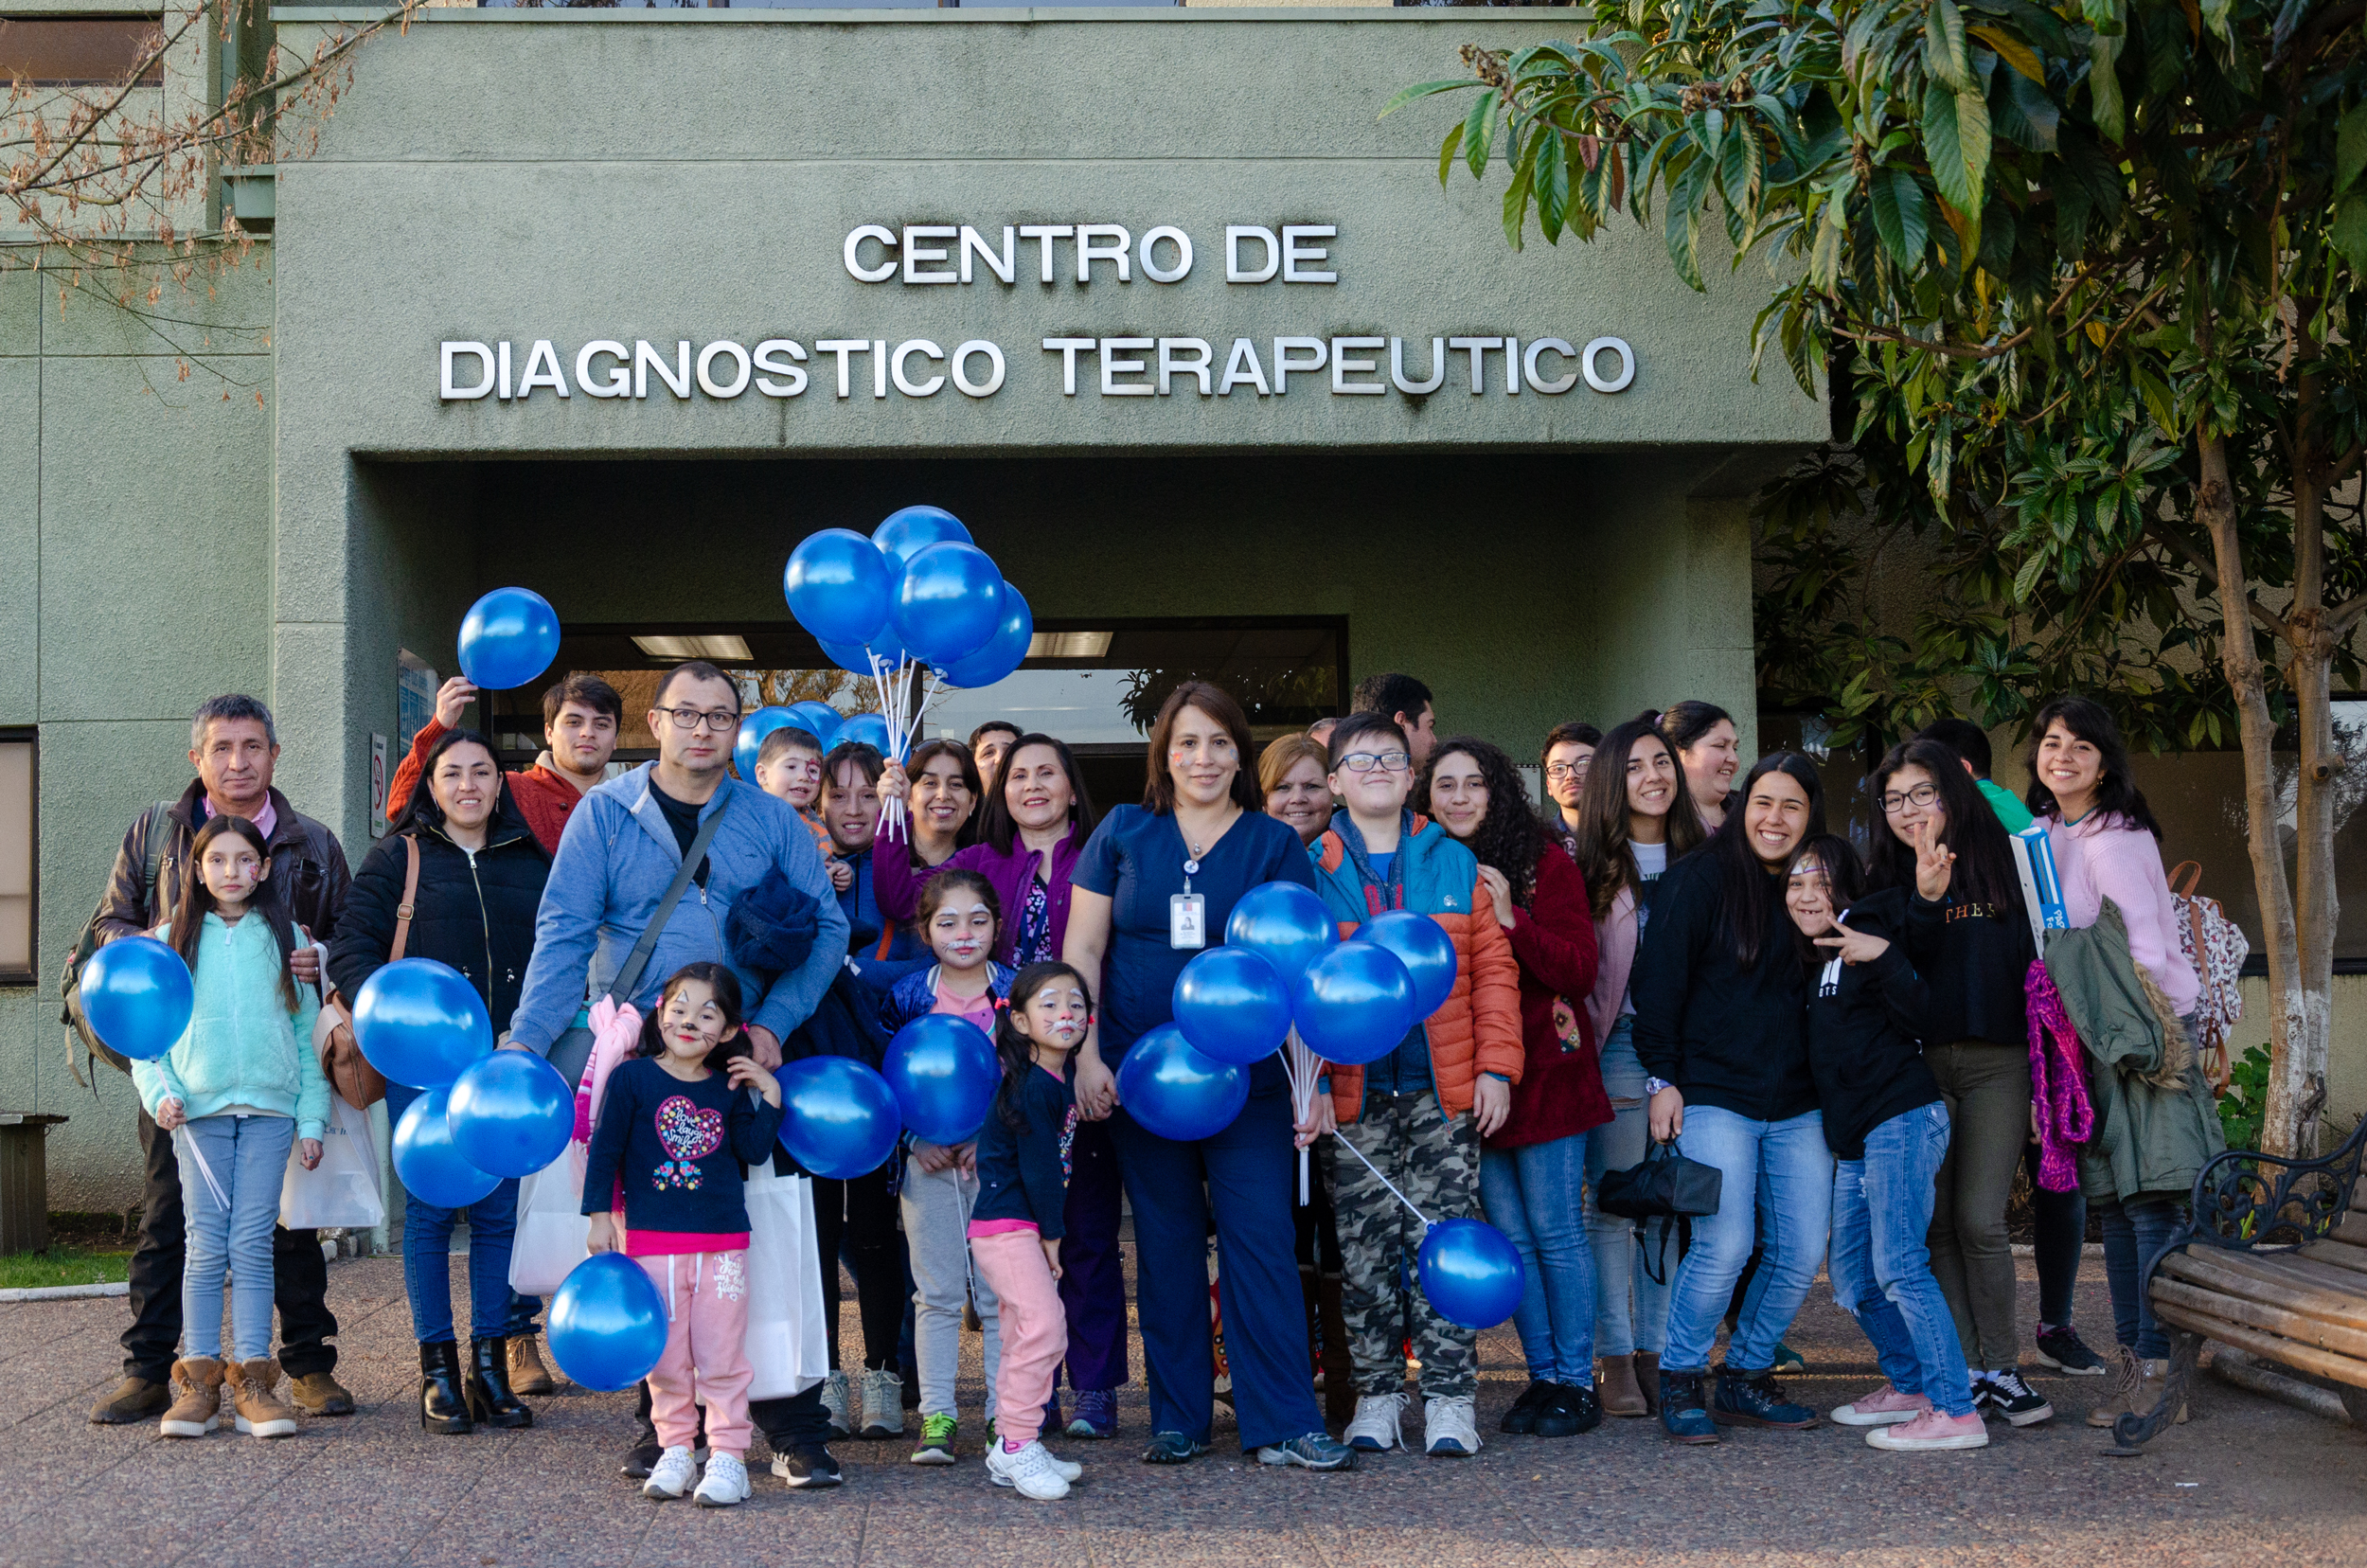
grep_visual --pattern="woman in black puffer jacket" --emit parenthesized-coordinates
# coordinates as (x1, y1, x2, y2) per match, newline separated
(328, 727, 552, 1435)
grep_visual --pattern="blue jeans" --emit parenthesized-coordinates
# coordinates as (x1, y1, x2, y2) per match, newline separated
(1663, 1105, 1833, 1373)
(1829, 1103, 1973, 1417)
(177, 1114, 295, 1363)
(1480, 1130, 1597, 1385)
(385, 1081, 534, 1345)
(1586, 1016, 1673, 1356)
(2098, 1195, 2182, 1359)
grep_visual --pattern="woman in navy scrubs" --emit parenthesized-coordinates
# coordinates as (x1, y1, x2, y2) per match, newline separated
(1064, 681, 1355, 1470)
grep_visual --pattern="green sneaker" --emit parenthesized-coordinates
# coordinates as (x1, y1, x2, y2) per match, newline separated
(1771, 1342, 1806, 1374)
(912, 1412, 959, 1465)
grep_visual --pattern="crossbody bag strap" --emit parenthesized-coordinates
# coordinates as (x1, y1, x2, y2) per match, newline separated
(607, 793, 732, 1006)
(390, 834, 422, 961)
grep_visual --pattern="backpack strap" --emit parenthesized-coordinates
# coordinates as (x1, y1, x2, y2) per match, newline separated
(390, 834, 422, 962)
(2167, 860, 2202, 900)
(605, 793, 732, 1007)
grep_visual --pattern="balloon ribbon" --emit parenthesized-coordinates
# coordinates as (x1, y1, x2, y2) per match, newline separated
(1326, 1126, 1433, 1227)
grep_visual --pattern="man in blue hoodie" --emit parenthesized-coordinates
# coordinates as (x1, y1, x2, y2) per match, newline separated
(509, 659, 849, 1487)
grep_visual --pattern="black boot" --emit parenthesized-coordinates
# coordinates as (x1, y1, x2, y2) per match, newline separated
(419, 1342, 472, 1434)
(465, 1337, 534, 1430)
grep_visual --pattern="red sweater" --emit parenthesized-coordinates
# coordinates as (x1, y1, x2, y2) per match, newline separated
(1489, 843, 1612, 1149)
(385, 718, 588, 857)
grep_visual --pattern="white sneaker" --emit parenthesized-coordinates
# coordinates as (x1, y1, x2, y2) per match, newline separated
(986, 1439, 1072, 1500)
(821, 1369, 852, 1439)
(1344, 1391, 1407, 1453)
(1041, 1447, 1083, 1482)
(1423, 1394, 1482, 1457)
(860, 1367, 905, 1439)
(642, 1444, 696, 1500)
(693, 1452, 750, 1507)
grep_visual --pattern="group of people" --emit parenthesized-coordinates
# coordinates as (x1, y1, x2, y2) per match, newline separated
(77, 654, 2220, 1498)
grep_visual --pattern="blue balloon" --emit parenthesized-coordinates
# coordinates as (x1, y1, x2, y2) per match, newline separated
(352, 956, 493, 1090)
(939, 582, 1033, 690)
(392, 1088, 501, 1209)
(1224, 882, 1340, 988)
(457, 587, 561, 690)
(872, 504, 972, 565)
(1116, 1025, 1249, 1142)
(1290, 940, 1417, 1066)
(779, 1056, 901, 1179)
(835, 712, 895, 758)
(891, 542, 1006, 666)
(883, 1014, 1000, 1146)
(446, 1049, 575, 1179)
(1357, 910, 1459, 1020)
(734, 705, 800, 781)
(781, 701, 844, 752)
(1171, 947, 1290, 1066)
(79, 935, 193, 1061)
(548, 1253, 670, 1392)
(1418, 1218, 1527, 1329)
(785, 527, 894, 645)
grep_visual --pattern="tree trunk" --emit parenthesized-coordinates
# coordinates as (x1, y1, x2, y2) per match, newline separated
(2281, 342, 2337, 1156)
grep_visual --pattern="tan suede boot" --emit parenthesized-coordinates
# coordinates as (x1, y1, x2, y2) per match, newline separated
(2085, 1345, 2143, 1428)
(1634, 1351, 1663, 1415)
(224, 1357, 300, 1438)
(1596, 1354, 1649, 1417)
(159, 1358, 224, 1438)
(507, 1335, 556, 1397)
(2135, 1358, 2187, 1424)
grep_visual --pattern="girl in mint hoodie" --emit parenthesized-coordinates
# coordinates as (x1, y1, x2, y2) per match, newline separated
(133, 814, 327, 1442)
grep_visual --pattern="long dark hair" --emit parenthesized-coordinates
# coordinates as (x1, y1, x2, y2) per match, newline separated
(169, 814, 300, 1011)
(1415, 737, 1552, 909)
(1709, 753, 1826, 966)
(1788, 833, 1866, 965)
(2023, 694, 2162, 838)
(1571, 714, 1710, 921)
(389, 728, 506, 839)
(1143, 681, 1262, 815)
(993, 961, 1094, 1131)
(904, 738, 985, 853)
(974, 732, 1097, 855)
(917, 866, 1001, 939)
(633, 961, 748, 1072)
(1868, 738, 2027, 918)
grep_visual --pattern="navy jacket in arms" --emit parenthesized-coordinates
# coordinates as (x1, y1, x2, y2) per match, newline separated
(1805, 888, 1943, 1161)
(970, 1066, 1077, 1239)
(1629, 851, 1815, 1123)
(582, 1057, 786, 1239)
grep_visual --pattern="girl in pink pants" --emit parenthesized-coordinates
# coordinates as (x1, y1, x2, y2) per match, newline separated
(584, 964, 786, 1507)
(969, 962, 1091, 1501)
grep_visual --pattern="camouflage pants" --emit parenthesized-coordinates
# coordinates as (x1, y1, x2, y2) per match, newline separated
(1322, 1090, 1481, 1397)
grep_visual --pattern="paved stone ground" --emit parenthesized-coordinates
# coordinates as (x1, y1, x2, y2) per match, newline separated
(8, 1249, 2367, 1568)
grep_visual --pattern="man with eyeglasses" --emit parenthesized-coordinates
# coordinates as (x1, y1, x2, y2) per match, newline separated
(509, 659, 852, 1488)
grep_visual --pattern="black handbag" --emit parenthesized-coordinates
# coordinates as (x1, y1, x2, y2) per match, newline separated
(1595, 1141, 1724, 1286)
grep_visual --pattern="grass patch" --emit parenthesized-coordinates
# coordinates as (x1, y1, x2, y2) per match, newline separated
(0, 1246, 132, 1290)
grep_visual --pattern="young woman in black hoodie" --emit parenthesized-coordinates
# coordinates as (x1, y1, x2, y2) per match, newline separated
(1869, 738, 2055, 1426)
(1630, 753, 1826, 1443)
(1789, 835, 1985, 1452)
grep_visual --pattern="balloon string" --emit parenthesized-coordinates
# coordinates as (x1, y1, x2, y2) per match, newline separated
(1327, 1128, 1431, 1228)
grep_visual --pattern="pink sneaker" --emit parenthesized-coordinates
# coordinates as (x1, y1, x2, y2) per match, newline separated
(1829, 1385, 1932, 1427)
(1866, 1410, 1989, 1452)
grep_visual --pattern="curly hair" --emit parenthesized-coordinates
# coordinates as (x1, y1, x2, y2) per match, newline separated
(1415, 736, 1554, 909)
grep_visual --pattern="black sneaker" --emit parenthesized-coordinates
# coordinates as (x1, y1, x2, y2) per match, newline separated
(620, 1438, 662, 1480)
(1976, 1369, 2056, 1427)
(1499, 1379, 1556, 1434)
(773, 1444, 844, 1488)
(1710, 1366, 1820, 1430)
(2034, 1325, 2109, 1376)
(1533, 1381, 1602, 1438)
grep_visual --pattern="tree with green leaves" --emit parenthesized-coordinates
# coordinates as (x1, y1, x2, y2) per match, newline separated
(1388, 0, 2366, 1153)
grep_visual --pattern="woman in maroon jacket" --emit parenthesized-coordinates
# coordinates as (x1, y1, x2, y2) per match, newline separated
(1420, 739, 1608, 1438)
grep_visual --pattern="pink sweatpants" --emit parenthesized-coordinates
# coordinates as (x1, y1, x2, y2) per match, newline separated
(970, 1230, 1067, 1448)
(636, 1250, 755, 1459)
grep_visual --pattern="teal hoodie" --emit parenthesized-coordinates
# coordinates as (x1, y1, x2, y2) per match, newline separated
(133, 912, 329, 1140)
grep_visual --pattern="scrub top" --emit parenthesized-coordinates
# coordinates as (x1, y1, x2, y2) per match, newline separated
(1073, 805, 1317, 1072)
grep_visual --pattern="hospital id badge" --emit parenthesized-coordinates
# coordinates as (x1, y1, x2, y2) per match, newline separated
(1169, 893, 1207, 950)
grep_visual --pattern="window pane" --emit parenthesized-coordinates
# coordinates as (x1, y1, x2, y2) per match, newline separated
(0, 738, 31, 979)
(0, 18, 165, 86)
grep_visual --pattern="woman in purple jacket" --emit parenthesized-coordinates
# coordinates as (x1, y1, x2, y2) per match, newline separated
(877, 734, 1127, 1435)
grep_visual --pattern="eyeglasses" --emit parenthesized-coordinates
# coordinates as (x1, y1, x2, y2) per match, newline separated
(1544, 762, 1590, 781)
(654, 705, 741, 733)
(1879, 782, 1941, 814)
(1339, 751, 1413, 774)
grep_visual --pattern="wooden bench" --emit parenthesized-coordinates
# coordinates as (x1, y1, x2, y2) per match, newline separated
(2121, 1114, 2367, 1452)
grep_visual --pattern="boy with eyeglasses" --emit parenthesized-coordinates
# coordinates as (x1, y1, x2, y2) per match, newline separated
(1305, 713, 1523, 1459)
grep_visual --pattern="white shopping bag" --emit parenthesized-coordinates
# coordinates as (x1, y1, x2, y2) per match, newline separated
(508, 1143, 592, 1297)
(743, 1167, 828, 1401)
(280, 1094, 386, 1231)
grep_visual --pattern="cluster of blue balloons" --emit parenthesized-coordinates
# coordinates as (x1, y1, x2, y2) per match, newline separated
(457, 587, 561, 691)
(356, 958, 574, 1206)
(78, 935, 196, 1061)
(783, 506, 1034, 691)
